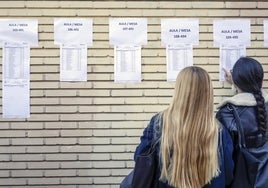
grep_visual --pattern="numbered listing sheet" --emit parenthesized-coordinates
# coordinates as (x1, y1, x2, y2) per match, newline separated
(54, 18, 92, 82)
(2, 43, 30, 118)
(54, 18, 93, 45)
(166, 44, 193, 81)
(114, 46, 141, 83)
(60, 44, 88, 81)
(0, 19, 38, 46)
(109, 18, 147, 46)
(161, 18, 199, 46)
(219, 45, 246, 82)
(213, 19, 251, 47)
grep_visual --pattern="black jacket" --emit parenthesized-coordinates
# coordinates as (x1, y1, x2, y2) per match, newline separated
(216, 91, 268, 148)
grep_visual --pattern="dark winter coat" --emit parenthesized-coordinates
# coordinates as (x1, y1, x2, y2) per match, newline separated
(134, 113, 234, 188)
(216, 91, 268, 187)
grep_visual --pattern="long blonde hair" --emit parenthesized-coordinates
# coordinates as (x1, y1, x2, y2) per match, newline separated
(160, 66, 219, 188)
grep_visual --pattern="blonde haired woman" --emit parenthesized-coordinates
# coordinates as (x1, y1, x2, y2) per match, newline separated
(134, 66, 234, 188)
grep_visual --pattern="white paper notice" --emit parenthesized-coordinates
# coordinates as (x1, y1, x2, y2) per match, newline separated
(264, 20, 268, 46)
(166, 44, 193, 81)
(54, 18, 93, 45)
(161, 18, 199, 46)
(219, 45, 246, 82)
(2, 43, 30, 118)
(0, 19, 38, 47)
(60, 44, 88, 82)
(114, 46, 141, 83)
(213, 19, 251, 47)
(109, 18, 147, 46)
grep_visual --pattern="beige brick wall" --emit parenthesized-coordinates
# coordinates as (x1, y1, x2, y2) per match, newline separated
(0, 1, 267, 187)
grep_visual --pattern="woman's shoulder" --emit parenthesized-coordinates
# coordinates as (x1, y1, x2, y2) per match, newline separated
(216, 103, 233, 118)
(216, 93, 258, 110)
(148, 112, 163, 141)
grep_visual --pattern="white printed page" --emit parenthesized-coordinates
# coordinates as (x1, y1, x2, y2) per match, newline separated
(166, 44, 193, 82)
(161, 18, 199, 46)
(60, 44, 88, 82)
(114, 46, 141, 83)
(264, 20, 268, 47)
(2, 43, 30, 118)
(213, 19, 251, 47)
(0, 19, 38, 47)
(109, 18, 147, 46)
(219, 45, 246, 82)
(54, 18, 93, 45)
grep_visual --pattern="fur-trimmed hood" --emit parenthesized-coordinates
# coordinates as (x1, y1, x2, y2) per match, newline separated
(217, 89, 268, 109)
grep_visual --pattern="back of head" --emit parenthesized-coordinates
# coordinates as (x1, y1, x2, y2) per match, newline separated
(173, 66, 214, 118)
(232, 57, 263, 93)
(160, 66, 219, 188)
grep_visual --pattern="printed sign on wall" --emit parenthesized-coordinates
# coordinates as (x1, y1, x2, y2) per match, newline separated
(264, 20, 268, 47)
(109, 18, 147, 83)
(0, 19, 38, 118)
(54, 18, 93, 82)
(161, 19, 199, 81)
(213, 19, 250, 82)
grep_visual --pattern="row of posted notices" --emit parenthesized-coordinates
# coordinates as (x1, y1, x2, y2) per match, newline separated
(0, 18, 268, 118)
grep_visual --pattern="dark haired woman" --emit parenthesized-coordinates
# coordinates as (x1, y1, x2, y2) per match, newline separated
(216, 56, 268, 187)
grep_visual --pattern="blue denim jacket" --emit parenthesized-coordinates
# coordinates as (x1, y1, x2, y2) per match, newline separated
(134, 113, 234, 188)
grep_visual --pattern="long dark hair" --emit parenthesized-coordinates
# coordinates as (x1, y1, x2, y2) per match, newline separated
(232, 57, 267, 135)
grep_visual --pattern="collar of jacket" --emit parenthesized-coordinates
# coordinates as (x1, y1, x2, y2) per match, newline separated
(216, 89, 268, 109)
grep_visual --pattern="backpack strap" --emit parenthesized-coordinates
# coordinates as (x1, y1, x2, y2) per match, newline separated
(228, 104, 246, 148)
(228, 104, 268, 148)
